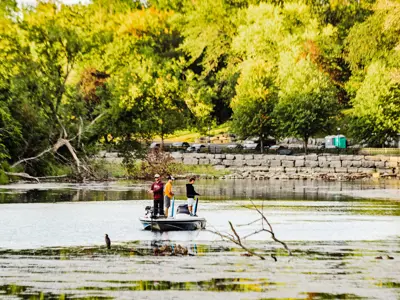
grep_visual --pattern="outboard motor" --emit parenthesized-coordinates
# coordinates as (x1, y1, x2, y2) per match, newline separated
(145, 206, 153, 217)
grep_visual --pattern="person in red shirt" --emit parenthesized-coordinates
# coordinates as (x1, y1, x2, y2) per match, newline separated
(148, 174, 164, 217)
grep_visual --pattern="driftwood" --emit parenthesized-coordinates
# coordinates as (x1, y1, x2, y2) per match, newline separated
(208, 199, 292, 260)
(5, 172, 40, 182)
(5, 172, 68, 183)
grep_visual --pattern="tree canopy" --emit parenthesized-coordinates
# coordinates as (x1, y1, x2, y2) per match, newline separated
(0, 0, 398, 176)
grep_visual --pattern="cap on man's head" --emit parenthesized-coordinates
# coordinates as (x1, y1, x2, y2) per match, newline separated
(154, 174, 160, 178)
(167, 175, 175, 180)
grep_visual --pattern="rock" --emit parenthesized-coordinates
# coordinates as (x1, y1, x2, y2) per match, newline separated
(327, 156, 341, 161)
(386, 161, 399, 168)
(235, 154, 244, 160)
(374, 161, 386, 168)
(365, 155, 381, 161)
(330, 161, 342, 168)
(305, 155, 318, 161)
(305, 160, 319, 168)
(282, 160, 295, 167)
(270, 160, 282, 167)
(183, 158, 199, 165)
(295, 160, 305, 167)
(335, 167, 348, 173)
(210, 159, 223, 165)
(244, 154, 254, 160)
(347, 167, 358, 173)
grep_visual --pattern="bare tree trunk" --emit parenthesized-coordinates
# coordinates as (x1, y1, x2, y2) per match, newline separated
(160, 123, 165, 151)
(5, 172, 68, 183)
(304, 137, 309, 154)
(10, 113, 104, 177)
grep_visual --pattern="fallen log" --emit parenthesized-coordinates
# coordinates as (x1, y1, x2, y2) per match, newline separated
(5, 172, 68, 183)
(5, 172, 40, 182)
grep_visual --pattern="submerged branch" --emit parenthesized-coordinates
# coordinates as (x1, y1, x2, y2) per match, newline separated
(207, 227, 266, 260)
(208, 199, 292, 260)
(249, 200, 292, 256)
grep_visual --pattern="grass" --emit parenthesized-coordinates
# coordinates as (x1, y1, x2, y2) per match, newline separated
(158, 124, 231, 143)
(107, 160, 231, 179)
(359, 148, 400, 156)
(176, 163, 231, 177)
(90, 159, 129, 178)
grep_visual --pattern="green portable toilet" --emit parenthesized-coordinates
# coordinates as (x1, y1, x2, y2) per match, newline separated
(333, 135, 347, 149)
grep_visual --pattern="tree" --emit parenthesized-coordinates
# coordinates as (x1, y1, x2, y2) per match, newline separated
(347, 62, 400, 146)
(0, 0, 22, 162)
(230, 59, 278, 149)
(0, 1, 98, 175)
(276, 54, 339, 152)
(345, 0, 400, 146)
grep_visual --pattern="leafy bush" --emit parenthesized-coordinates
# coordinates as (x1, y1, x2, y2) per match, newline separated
(0, 169, 8, 184)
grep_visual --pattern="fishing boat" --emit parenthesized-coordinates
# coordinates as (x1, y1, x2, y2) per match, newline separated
(139, 198, 206, 231)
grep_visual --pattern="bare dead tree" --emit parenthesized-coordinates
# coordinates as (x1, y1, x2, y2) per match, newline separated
(208, 199, 292, 260)
(10, 113, 105, 181)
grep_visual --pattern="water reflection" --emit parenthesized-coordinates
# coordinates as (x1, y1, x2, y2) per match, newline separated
(0, 240, 398, 299)
(1, 179, 399, 204)
(0, 284, 113, 300)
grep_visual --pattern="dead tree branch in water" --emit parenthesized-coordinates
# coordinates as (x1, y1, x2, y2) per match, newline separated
(246, 200, 292, 256)
(5, 172, 68, 183)
(5, 172, 40, 182)
(208, 222, 266, 260)
(208, 200, 292, 260)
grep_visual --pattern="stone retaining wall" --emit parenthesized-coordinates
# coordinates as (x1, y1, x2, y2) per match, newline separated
(172, 153, 400, 179)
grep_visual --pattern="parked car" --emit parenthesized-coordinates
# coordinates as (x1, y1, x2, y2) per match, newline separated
(149, 142, 161, 150)
(186, 144, 206, 153)
(269, 145, 293, 155)
(242, 140, 259, 150)
(171, 142, 190, 151)
(227, 143, 243, 150)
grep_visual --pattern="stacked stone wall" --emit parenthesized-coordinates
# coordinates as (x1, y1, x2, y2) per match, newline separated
(172, 153, 400, 179)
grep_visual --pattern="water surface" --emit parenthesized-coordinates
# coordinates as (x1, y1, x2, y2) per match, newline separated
(0, 180, 399, 299)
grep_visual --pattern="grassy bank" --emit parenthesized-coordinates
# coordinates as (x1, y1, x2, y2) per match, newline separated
(159, 124, 230, 143)
(94, 160, 230, 180)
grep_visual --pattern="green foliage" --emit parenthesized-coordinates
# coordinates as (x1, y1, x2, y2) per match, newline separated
(348, 62, 400, 146)
(276, 53, 340, 149)
(230, 60, 278, 139)
(1, 0, 400, 180)
(0, 169, 8, 185)
(345, 0, 400, 145)
(126, 157, 230, 179)
(275, 89, 339, 147)
(89, 159, 128, 179)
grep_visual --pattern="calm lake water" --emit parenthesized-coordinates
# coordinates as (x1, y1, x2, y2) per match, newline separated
(0, 179, 399, 299)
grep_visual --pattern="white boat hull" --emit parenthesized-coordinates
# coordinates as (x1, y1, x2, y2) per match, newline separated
(139, 216, 206, 231)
